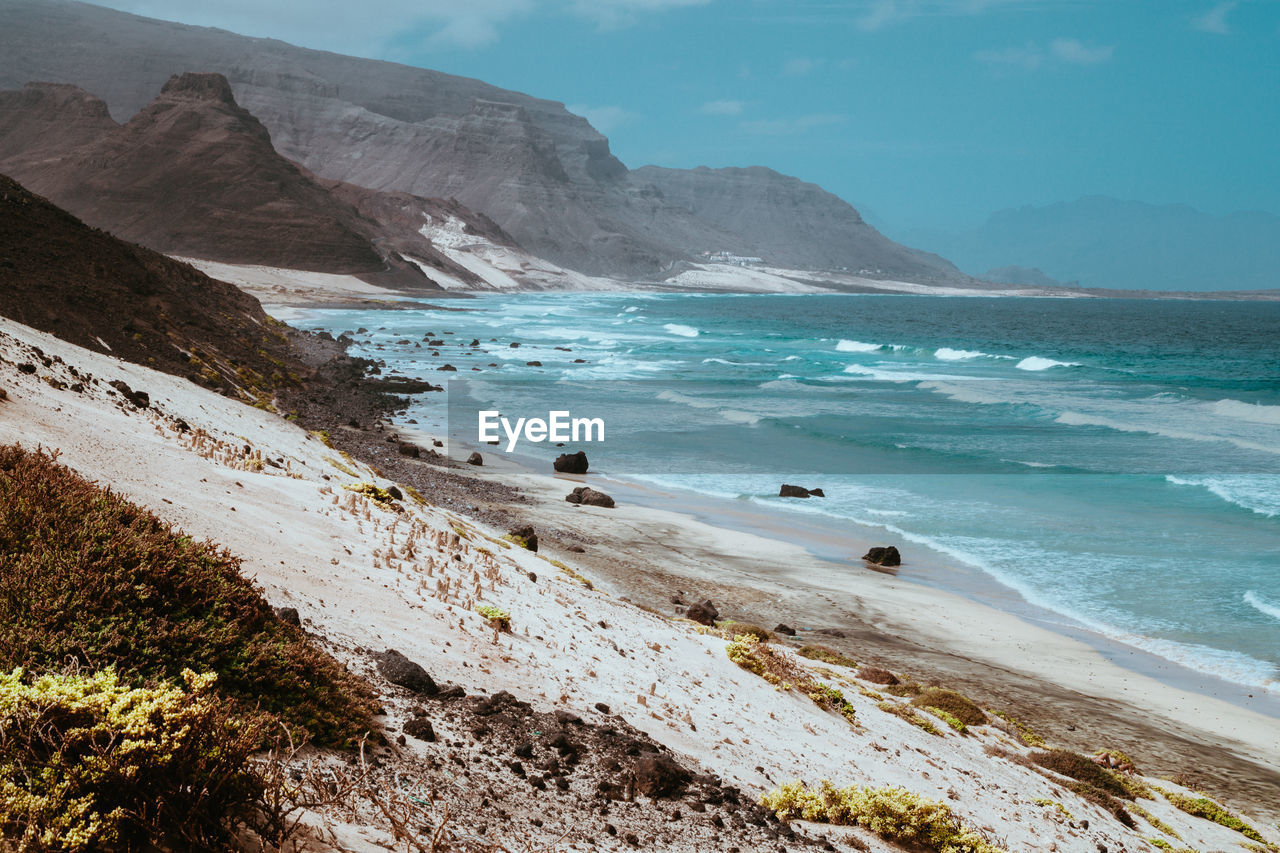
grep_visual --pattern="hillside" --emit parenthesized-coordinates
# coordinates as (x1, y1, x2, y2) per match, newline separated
(0, 0, 964, 281)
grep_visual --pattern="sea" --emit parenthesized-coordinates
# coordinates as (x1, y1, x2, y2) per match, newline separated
(287, 293, 1280, 698)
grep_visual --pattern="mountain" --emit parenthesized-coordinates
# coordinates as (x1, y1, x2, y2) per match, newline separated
(0, 0, 963, 282)
(908, 196, 1280, 292)
(0, 172, 309, 394)
(0, 74, 495, 288)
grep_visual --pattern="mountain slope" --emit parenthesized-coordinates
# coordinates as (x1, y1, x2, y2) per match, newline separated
(912, 196, 1280, 292)
(0, 0, 963, 281)
(0, 172, 308, 395)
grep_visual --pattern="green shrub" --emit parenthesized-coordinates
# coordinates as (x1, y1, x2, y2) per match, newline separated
(1159, 790, 1265, 842)
(1032, 798, 1073, 820)
(808, 683, 857, 724)
(925, 706, 967, 733)
(761, 781, 1005, 853)
(1030, 750, 1131, 800)
(991, 711, 1044, 747)
(798, 645, 857, 668)
(911, 688, 986, 726)
(877, 701, 941, 736)
(721, 621, 773, 642)
(0, 445, 375, 745)
(476, 604, 511, 631)
(342, 481, 398, 506)
(0, 668, 264, 851)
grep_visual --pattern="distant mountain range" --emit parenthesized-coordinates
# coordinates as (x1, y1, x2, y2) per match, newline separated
(0, 0, 962, 283)
(902, 196, 1280, 292)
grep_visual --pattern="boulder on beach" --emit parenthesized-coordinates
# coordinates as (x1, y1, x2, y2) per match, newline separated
(509, 525, 538, 552)
(773, 623, 796, 636)
(467, 451, 483, 466)
(685, 599, 719, 626)
(397, 442, 420, 458)
(553, 451, 589, 474)
(779, 484, 824, 498)
(632, 754, 691, 798)
(863, 545, 901, 567)
(565, 486, 615, 508)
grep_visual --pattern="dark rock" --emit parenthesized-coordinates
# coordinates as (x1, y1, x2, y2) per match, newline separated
(470, 339, 480, 346)
(815, 628, 847, 638)
(514, 742, 534, 758)
(473, 690, 533, 718)
(432, 439, 444, 447)
(435, 684, 466, 700)
(863, 545, 901, 567)
(632, 755, 691, 798)
(386, 485, 403, 501)
(428, 339, 444, 346)
(397, 442, 420, 458)
(509, 342, 520, 348)
(467, 451, 483, 466)
(108, 379, 149, 408)
(526, 361, 542, 367)
(554, 710, 584, 726)
(509, 525, 537, 552)
(567, 544, 586, 553)
(276, 606, 301, 626)
(773, 623, 796, 636)
(808, 488, 825, 497)
(438, 364, 457, 371)
(17, 363, 36, 374)
(565, 485, 614, 508)
(553, 451, 589, 474)
(374, 649, 438, 696)
(778, 484, 811, 498)
(595, 702, 612, 715)
(685, 599, 719, 626)
(403, 718, 436, 742)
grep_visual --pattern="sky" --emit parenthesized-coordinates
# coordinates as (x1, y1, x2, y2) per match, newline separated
(95, 0, 1280, 234)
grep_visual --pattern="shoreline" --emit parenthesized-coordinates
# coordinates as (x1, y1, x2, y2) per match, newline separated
(390, 423, 1280, 815)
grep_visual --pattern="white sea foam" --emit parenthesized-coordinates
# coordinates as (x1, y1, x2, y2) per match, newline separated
(836, 339, 882, 352)
(656, 390, 761, 425)
(1015, 356, 1079, 371)
(841, 365, 987, 383)
(1213, 399, 1280, 426)
(664, 323, 700, 337)
(1165, 475, 1280, 517)
(934, 347, 989, 361)
(1245, 591, 1280, 621)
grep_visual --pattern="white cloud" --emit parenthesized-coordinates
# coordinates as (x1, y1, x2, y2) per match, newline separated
(699, 99, 745, 116)
(975, 38, 1114, 71)
(740, 113, 845, 136)
(569, 0, 712, 29)
(1049, 38, 1114, 65)
(1193, 1, 1237, 34)
(567, 104, 637, 132)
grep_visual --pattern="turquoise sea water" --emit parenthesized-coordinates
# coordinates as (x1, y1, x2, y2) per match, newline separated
(291, 293, 1280, 694)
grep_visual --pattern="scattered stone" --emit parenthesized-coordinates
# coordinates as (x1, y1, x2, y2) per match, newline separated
(467, 452, 483, 466)
(397, 442, 420, 458)
(595, 702, 612, 715)
(433, 439, 444, 447)
(565, 485, 615, 508)
(567, 544, 586, 553)
(386, 485, 403, 501)
(526, 361, 542, 367)
(374, 649, 438, 696)
(17, 363, 36, 374)
(403, 718, 436, 742)
(438, 364, 457, 371)
(632, 755, 691, 798)
(685, 599, 719, 626)
(108, 379, 149, 408)
(509, 342, 520, 348)
(773, 624, 796, 636)
(554, 710, 584, 726)
(509, 525, 538, 552)
(554, 451, 589, 474)
(863, 545, 901, 567)
(275, 606, 301, 626)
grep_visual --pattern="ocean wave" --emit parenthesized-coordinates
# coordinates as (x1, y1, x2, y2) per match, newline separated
(934, 347, 996, 361)
(836, 339, 882, 352)
(664, 323, 700, 337)
(1165, 475, 1280, 517)
(1058, 411, 1279, 455)
(841, 365, 988, 383)
(1213, 399, 1280, 426)
(1245, 591, 1280, 621)
(1015, 356, 1080, 371)
(655, 390, 762, 425)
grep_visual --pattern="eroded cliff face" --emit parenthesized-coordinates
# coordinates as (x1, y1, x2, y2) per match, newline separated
(0, 0, 964, 280)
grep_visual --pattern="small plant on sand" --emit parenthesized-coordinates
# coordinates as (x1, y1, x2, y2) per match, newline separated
(721, 621, 773, 642)
(503, 532, 534, 550)
(991, 710, 1043, 747)
(1033, 798, 1073, 820)
(924, 706, 967, 733)
(324, 455, 360, 478)
(761, 781, 1006, 853)
(911, 688, 986, 726)
(342, 482, 398, 507)
(403, 484, 429, 506)
(726, 634, 772, 681)
(1028, 749, 1135, 826)
(1128, 803, 1180, 839)
(799, 645, 858, 668)
(476, 604, 511, 631)
(309, 429, 334, 447)
(1157, 789, 1267, 843)
(808, 683, 858, 724)
(725, 636, 857, 723)
(539, 555, 594, 589)
(877, 701, 941, 736)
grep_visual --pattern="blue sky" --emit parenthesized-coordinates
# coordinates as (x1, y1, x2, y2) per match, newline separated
(100, 1, 1280, 232)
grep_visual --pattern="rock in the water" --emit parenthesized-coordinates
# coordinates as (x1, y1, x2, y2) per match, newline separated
(632, 755, 691, 798)
(509, 525, 538, 552)
(808, 488, 825, 497)
(438, 364, 457, 371)
(403, 718, 436, 742)
(375, 649, 438, 696)
(553, 451, 589, 474)
(685, 599, 719, 626)
(565, 485, 615, 508)
(779, 484, 811, 498)
(863, 545, 901, 567)
(773, 623, 796, 636)
(397, 442, 420, 458)
(526, 360, 542, 367)
(276, 606, 301, 626)
(467, 451, 483, 466)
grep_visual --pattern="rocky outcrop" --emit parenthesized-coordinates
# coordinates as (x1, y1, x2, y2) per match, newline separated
(553, 451, 589, 474)
(375, 649, 439, 696)
(863, 546, 901, 567)
(779, 484, 824, 499)
(565, 486, 614, 508)
(685, 600, 719, 626)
